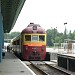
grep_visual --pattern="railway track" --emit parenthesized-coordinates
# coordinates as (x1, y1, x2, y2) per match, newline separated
(23, 61, 70, 75)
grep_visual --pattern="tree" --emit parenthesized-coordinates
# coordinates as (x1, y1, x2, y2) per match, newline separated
(10, 32, 20, 39)
(46, 28, 60, 46)
(4, 32, 20, 39)
(68, 30, 73, 39)
(46, 28, 64, 47)
(46, 27, 75, 47)
(46, 29, 53, 46)
(72, 30, 75, 40)
(64, 28, 67, 39)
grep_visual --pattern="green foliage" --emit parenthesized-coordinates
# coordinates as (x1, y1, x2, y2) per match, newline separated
(46, 28, 75, 47)
(64, 28, 67, 39)
(46, 28, 60, 46)
(73, 30, 75, 39)
(4, 32, 20, 39)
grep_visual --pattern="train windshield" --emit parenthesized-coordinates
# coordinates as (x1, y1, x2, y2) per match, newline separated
(32, 35, 38, 41)
(25, 35, 31, 41)
(39, 35, 45, 41)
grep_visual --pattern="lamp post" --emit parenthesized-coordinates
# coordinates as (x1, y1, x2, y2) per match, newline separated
(54, 27, 57, 50)
(64, 22, 67, 29)
(64, 22, 67, 39)
(54, 27, 57, 43)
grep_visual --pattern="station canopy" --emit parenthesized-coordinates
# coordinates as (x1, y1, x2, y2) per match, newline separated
(1, 0, 26, 33)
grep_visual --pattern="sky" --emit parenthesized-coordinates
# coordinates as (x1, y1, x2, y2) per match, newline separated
(10, 0, 75, 33)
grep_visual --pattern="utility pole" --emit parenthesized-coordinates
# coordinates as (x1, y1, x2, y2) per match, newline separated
(54, 27, 57, 50)
(64, 22, 67, 39)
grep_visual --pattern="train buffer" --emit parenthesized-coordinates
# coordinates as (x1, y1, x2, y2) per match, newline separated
(0, 52, 36, 75)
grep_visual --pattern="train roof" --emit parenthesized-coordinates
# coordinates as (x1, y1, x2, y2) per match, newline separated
(21, 23, 46, 34)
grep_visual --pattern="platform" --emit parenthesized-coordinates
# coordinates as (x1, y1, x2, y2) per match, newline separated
(0, 52, 36, 75)
(57, 53, 75, 72)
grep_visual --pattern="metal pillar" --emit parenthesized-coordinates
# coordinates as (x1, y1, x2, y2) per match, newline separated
(0, 0, 4, 62)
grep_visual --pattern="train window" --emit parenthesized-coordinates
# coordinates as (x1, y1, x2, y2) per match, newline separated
(25, 35, 31, 41)
(32, 35, 38, 41)
(39, 35, 45, 41)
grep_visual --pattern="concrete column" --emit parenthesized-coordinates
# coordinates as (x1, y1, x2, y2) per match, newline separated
(0, 0, 4, 62)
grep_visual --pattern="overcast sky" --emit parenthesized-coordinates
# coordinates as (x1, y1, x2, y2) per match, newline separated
(10, 0, 75, 33)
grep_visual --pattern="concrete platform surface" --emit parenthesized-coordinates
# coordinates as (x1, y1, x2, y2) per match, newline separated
(0, 52, 36, 75)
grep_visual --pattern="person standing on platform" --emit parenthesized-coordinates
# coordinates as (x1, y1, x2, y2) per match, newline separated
(2, 48, 6, 58)
(7, 45, 10, 52)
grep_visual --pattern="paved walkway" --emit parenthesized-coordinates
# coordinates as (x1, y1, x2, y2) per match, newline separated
(0, 52, 36, 75)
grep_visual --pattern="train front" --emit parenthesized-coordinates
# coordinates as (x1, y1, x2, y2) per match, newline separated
(21, 23, 46, 60)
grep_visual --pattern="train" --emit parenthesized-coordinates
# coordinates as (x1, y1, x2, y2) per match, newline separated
(12, 23, 46, 60)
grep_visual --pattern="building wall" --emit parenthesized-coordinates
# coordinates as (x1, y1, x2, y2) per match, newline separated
(0, 1, 4, 62)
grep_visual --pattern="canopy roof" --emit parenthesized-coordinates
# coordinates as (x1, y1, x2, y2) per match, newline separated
(1, 0, 26, 32)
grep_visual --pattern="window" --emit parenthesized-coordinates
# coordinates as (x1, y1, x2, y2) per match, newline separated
(32, 35, 38, 41)
(39, 35, 45, 41)
(25, 35, 31, 41)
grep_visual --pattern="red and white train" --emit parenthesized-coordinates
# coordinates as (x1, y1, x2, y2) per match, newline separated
(12, 23, 46, 60)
